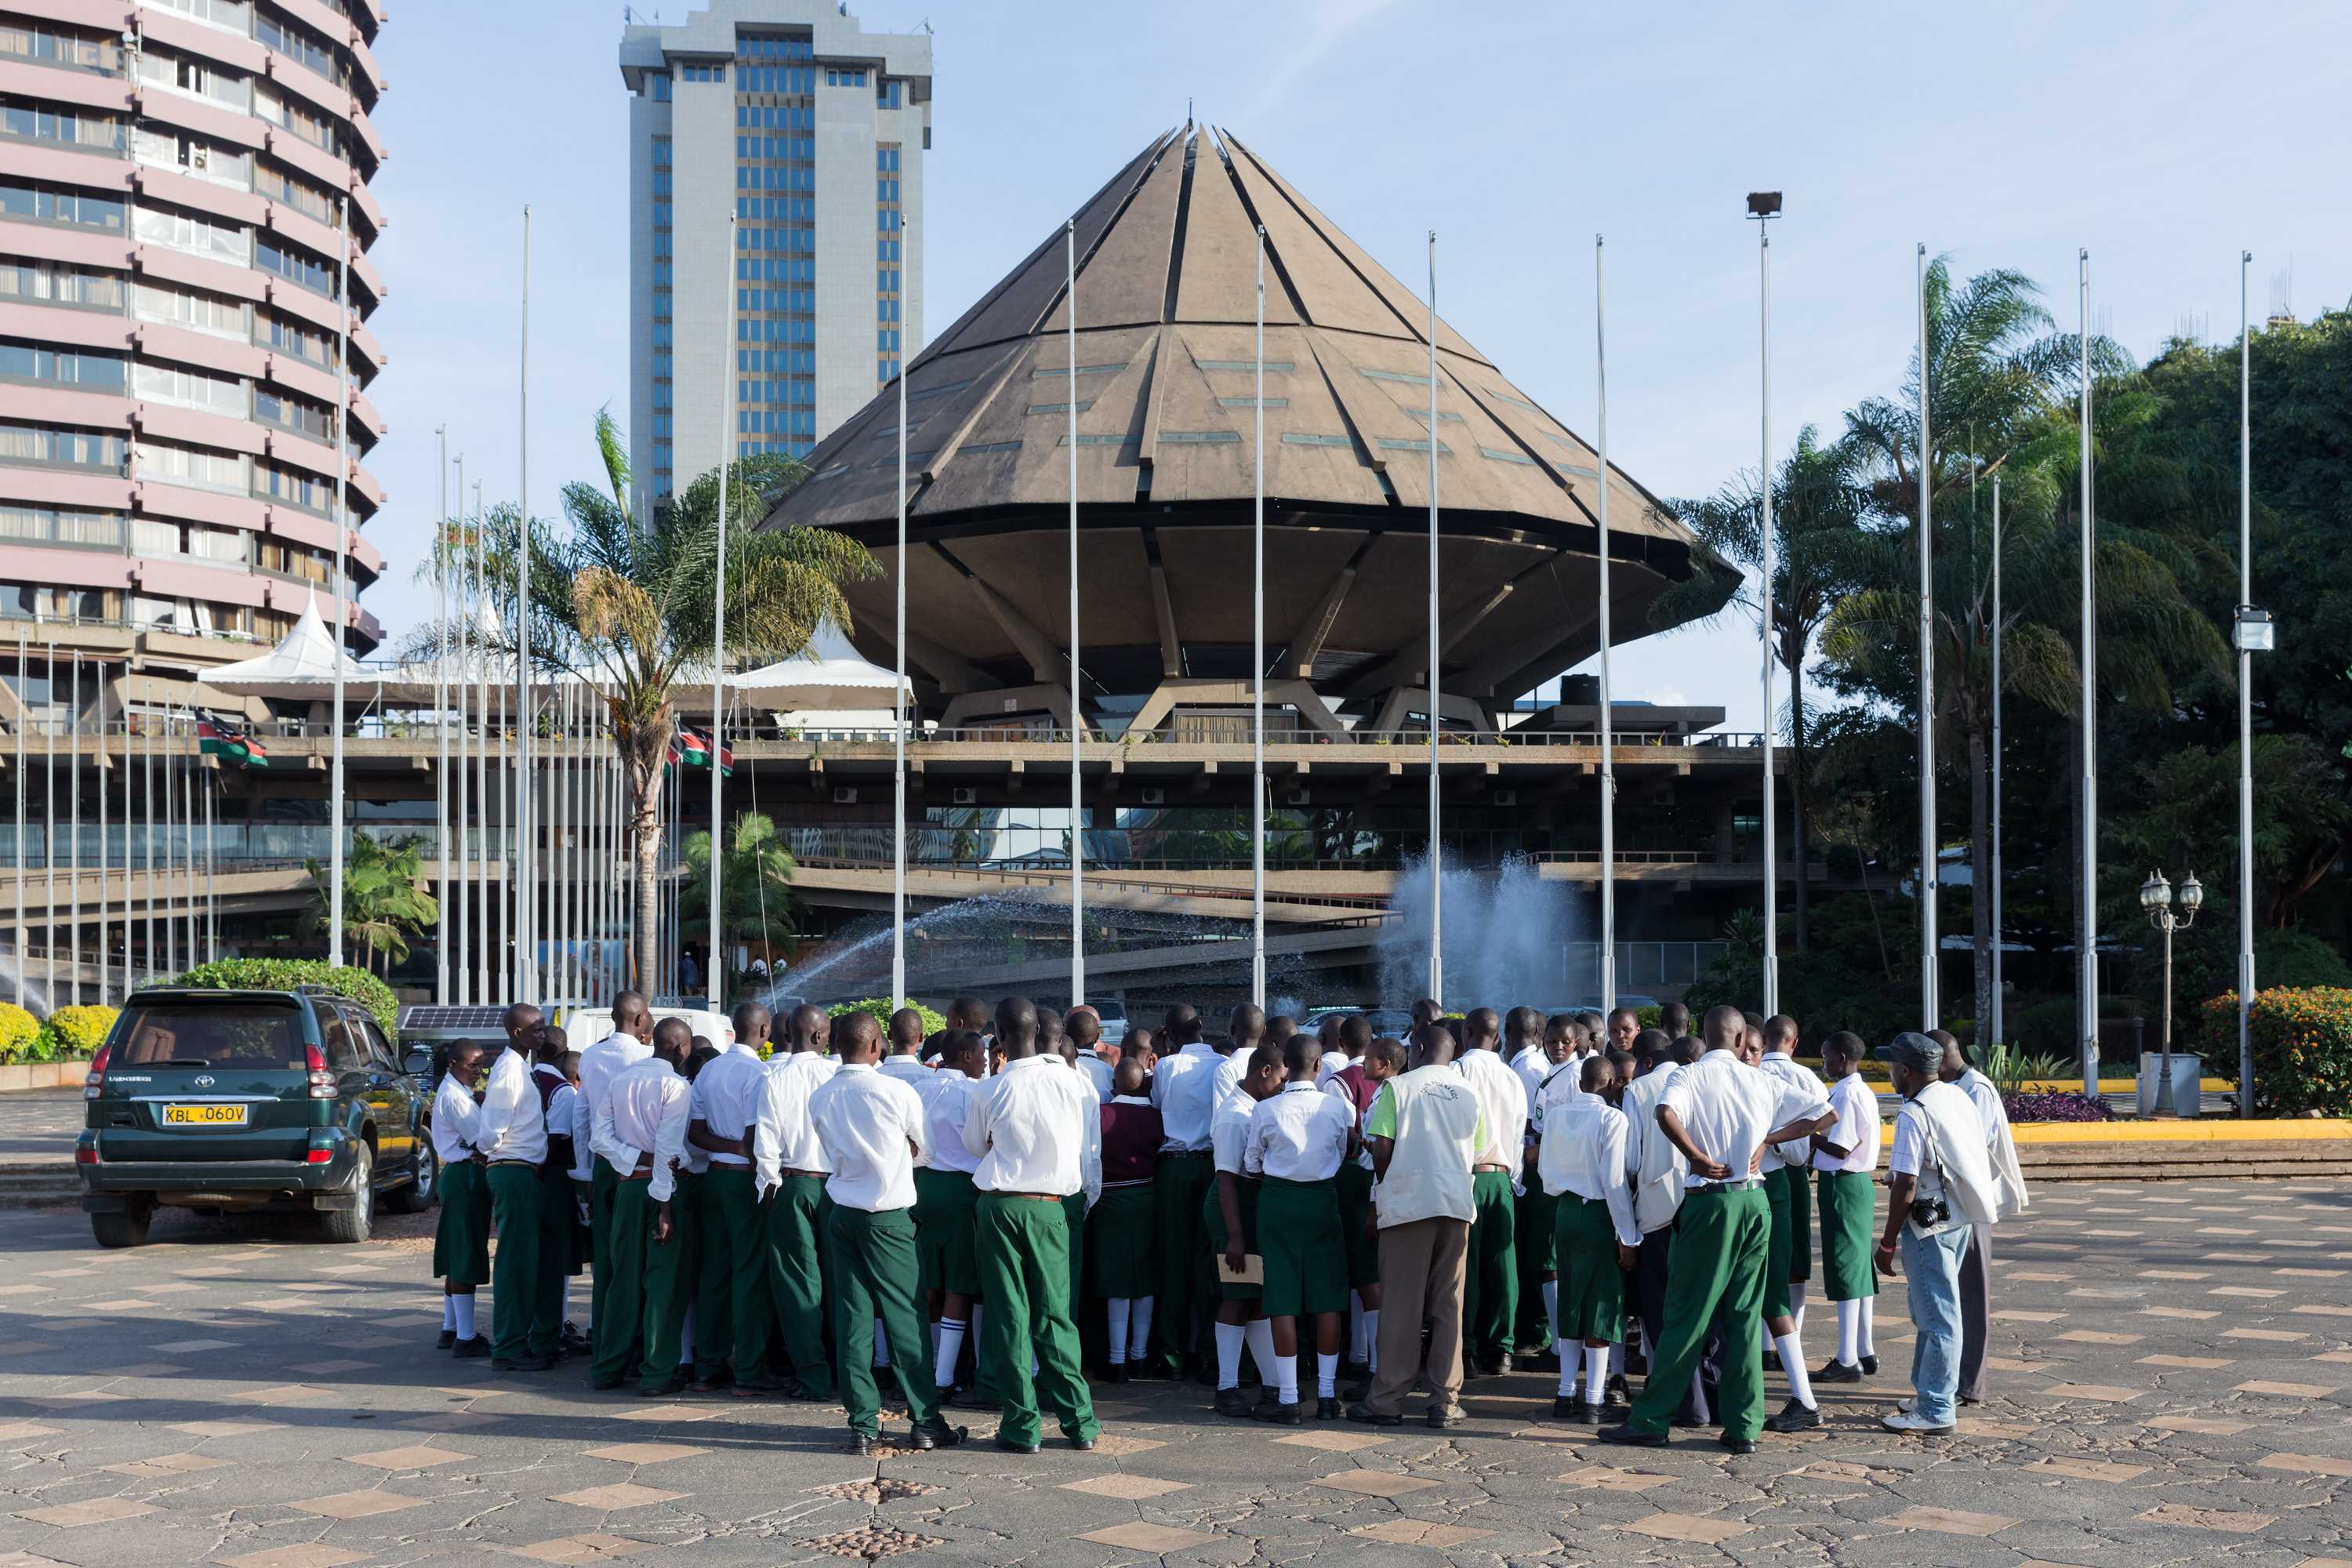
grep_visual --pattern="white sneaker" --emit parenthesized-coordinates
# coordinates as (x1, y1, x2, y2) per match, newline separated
(1895, 1397, 1912, 1414)
(1882, 1409, 1955, 1434)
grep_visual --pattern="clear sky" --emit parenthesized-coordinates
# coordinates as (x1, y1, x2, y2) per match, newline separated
(369, 0, 2351, 725)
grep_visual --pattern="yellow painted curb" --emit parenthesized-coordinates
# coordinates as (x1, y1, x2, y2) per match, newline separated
(1871, 1119, 2352, 1145)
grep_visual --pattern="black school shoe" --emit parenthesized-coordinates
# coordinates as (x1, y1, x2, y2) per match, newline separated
(1425, 1403, 1466, 1428)
(1719, 1434, 1758, 1454)
(1599, 1388, 1632, 1420)
(994, 1432, 1040, 1454)
(1861, 1355, 1880, 1375)
(1762, 1399, 1822, 1434)
(1553, 1396, 1597, 1422)
(908, 1420, 967, 1450)
(1813, 1358, 1862, 1384)
(1346, 1402, 1403, 1427)
(946, 1385, 997, 1410)
(1598, 1423, 1668, 1447)
(847, 1433, 879, 1456)
(436, 1329, 457, 1350)
(1214, 1387, 1254, 1417)
(1250, 1400, 1303, 1425)
(1316, 1396, 1341, 1421)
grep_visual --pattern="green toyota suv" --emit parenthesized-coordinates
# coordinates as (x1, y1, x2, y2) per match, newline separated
(75, 985, 437, 1248)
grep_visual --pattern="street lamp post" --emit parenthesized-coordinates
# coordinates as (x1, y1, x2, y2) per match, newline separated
(2140, 867, 2203, 1119)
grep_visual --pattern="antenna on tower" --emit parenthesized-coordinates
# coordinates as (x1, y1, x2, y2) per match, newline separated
(1187, 96, 1193, 126)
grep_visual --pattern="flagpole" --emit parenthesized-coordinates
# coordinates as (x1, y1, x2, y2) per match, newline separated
(328, 196, 350, 969)
(709, 212, 733, 1012)
(42, 636, 54, 1004)
(96, 659, 107, 1002)
(516, 203, 534, 1008)
(1757, 209, 1778, 1016)
(1915, 243, 1938, 1030)
(1990, 474, 2004, 1047)
(891, 294, 908, 1008)
(2078, 249, 2098, 1095)
(1425, 230, 1442, 1006)
(1595, 233, 1616, 1018)
(453, 455, 470, 1007)
(2235, 248, 2255, 1117)
(1251, 222, 1266, 1005)
(1065, 217, 1083, 1007)
(434, 426, 450, 1004)
(12, 630, 23, 995)
(67, 654, 78, 1003)
(474, 477, 492, 1007)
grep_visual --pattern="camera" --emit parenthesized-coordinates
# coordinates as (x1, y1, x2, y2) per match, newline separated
(1907, 1193, 1951, 1229)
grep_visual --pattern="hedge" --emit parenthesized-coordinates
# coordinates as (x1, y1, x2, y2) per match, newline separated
(38, 1004, 117, 1060)
(827, 996, 947, 1038)
(2201, 987, 2352, 1117)
(0, 1001, 38, 1062)
(168, 959, 401, 1040)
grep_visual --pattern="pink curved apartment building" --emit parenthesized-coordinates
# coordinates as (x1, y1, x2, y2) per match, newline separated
(0, 0, 385, 682)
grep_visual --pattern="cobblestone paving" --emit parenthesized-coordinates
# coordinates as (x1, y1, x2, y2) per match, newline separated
(1, 1181, 2349, 1566)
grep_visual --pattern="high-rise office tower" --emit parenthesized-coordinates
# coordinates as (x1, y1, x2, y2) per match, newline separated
(620, 0, 929, 517)
(0, 0, 388, 669)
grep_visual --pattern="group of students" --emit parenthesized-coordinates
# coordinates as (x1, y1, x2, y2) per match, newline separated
(429, 988, 2027, 1453)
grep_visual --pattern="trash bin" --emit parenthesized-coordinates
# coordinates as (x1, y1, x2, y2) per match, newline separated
(2136, 1052, 2202, 1116)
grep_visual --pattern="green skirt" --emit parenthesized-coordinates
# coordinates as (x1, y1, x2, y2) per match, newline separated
(1816, 1168, 1879, 1301)
(1553, 1196, 1624, 1343)
(1784, 1156, 1813, 1283)
(1256, 1176, 1348, 1319)
(1336, 1161, 1378, 1290)
(1763, 1166, 1796, 1319)
(1202, 1174, 1261, 1301)
(914, 1167, 982, 1299)
(434, 1158, 492, 1286)
(1086, 1182, 1156, 1299)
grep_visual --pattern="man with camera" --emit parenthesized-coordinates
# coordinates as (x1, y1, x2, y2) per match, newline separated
(1874, 1033, 1999, 1436)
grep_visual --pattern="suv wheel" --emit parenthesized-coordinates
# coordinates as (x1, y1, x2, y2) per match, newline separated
(320, 1142, 374, 1244)
(387, 1139, 437, 1214)
(92, 1197, 153, 1250)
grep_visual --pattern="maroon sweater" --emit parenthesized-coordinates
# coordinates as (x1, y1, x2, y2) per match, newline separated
(1099, 1098, 1164, 1187)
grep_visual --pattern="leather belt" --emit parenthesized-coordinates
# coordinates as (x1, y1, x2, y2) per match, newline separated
(1691, 1178, 1762, 1192)
(1004, 1191, 1062, 1201)
(488, 1159, 535, 1168)
(779, 1167, 826, 1180)
(1473, 1163, 1512, 1174)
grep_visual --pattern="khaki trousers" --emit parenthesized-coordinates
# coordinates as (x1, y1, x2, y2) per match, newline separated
(1364, 1216, 1470, 1417)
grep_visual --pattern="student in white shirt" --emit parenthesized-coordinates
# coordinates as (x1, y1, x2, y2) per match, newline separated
(1455, 1008, 1532, 1376)
(962, 997, 1102, 1454)
(880, 1007, 932, 1088)
(1210, 1004, 1263, 1109)
(1243, 1036, 1356, 1421)
(1148, 1004, 1221, 1378)
(1502, 1006, 1563, 1361)
(430, 1041, 491, 1355)
(1065, 1007, 1117, 1103)
(685, 1000, 775, 1396)
(1936, 1031, 2025, 1406)
(751, 1004, 840, 1402)
(1621, 1033, 1694, 1416)
(1755, 1014, 1831, 1428)
(916, 1031, 989, 1407)
(589, 1018, 693, 1395)
(1599, 1006, 1831, 1455)
(1207, 1044, 1286, 1417)
(808, 1009, 967, 1455)
(1312, 1014, 1352, 1089)
(1539, 1055, 1639, 1421)
(532, 1029, 587, 1354)
(1810, 1029, 1882, 1383)
(478, 1008, 552, 1370)
(577, 993, 654, 1344)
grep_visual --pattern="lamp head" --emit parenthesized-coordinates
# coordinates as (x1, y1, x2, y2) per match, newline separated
(2180, 871, 2204, 913)
(2140, 869, 2171, 911)
(1745, 191, 1783, 219)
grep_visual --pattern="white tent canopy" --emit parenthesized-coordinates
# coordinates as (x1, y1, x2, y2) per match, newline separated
(726, 622, 909, 714)
(202, 592, 387, 702)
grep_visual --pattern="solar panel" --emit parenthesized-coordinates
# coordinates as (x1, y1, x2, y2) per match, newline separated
(397, 1005, 512, 1031)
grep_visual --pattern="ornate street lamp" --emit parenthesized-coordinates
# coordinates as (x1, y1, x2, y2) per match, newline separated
(2141, 868, 2202, 1118)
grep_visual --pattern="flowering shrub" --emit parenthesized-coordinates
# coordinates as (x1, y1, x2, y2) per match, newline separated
(37, 1004, 118, 1060)
(2202, 987, 2352, 1117)
(2003, 1090, 2114, 1123)
(0, 1002, 38, 1063)
(827, 998, 948, 1039)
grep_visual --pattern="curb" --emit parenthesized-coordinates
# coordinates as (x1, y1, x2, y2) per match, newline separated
(0, 1062, 92, 1094)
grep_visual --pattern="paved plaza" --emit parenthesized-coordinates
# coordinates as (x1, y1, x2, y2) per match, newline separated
(1, 1175, 2350, 1567)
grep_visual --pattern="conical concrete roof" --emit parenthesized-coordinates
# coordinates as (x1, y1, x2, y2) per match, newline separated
(761, 127, 1733, 712)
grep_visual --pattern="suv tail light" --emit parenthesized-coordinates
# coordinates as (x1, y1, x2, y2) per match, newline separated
(83, 1044, 111, 1101)
(306, 1043, 336, 1100)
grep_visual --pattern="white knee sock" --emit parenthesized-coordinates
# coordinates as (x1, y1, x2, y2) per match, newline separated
(679, 1305, 695, 1365)
(1243, 1319, 1277, 1385)
(1584, 1344, 1612, 1406)
(1107, 1299, 1132, 1364)
(1348, 1296, 1367, 1362)
(1129, 1297, 1154, 1360)
(1363, 1309, 1380, 1374)
(1316, 1351, 1339, 1398)
(441, 1296, 458, 1330)
(1541, 1280, 1559, 1345)
(1556, 1350, 1578, 1397)
(1775, 1332, 1816, 1409)
(452, 1294, 476, 1338)
(970, 1305, 986, 1369)
(934, 1317, 967, 1388)
(1835, 1298, 1859, 1366)
(1214, 1321, 1244, 1391)
(1690, 1367, 1711, 1423)
(1788, 1281, 1808, 1327)
(1275, 1352, 1298, 1404)
(1859, 1296, 1877, 1358)
(873, 1318, 890, 1368)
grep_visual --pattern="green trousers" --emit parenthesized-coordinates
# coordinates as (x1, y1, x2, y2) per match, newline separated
(1763, 1167, 1797, 1320)
(762, 1174, 834, 1399)
(589, 1161, 619, 1338)
(1514, 1184, 1560, 1351)
(976, 1192, 1099, 1448)
(1061, 1191, 1087, 1307)
(593, 1178, 692, 1391)
(485, 1163, 543, 1360)
(1628, 1186, 1770, 1441)
(695, 1165, 770, 1385)
(1151, 1150, 1213, 1371)
(829, 1205, 942, 1438)
(1460, 1170, 1518, 1364)
(532, 1160, 573, 1348)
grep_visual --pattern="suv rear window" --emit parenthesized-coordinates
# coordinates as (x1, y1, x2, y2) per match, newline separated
(1094, 1003, 1127, 1021)
(114, 1000, 306, 1069)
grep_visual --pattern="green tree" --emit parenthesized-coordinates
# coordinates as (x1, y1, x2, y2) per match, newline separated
(305, 833, 441, 978)
(681, 810, 802, 969)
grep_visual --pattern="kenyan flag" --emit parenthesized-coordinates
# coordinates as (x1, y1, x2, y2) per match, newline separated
(198, 716, 267, 768)
(675, 725, 732, 776)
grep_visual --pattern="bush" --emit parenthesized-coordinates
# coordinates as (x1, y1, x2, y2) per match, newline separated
(0, 1001, 38, 1063)
(2183, 931, 2352, 1050)
(2005, 1089, 2113, 1123)
(1634, 1006, 1662, 1030)
(2200, 986, 2352, 1117)
(827, 996, 946, 1039)
(169, 959, 401, 1041)
(38, 1004, 118, 1060)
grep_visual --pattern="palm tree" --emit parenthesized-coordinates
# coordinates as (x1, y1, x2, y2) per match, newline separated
(1657, 426, 1871, 948)
(680, 811, 802, 976)
(307, 833, 441, 977)
(1824, 258, 2225, 1032)
(424, 409, 877, 992)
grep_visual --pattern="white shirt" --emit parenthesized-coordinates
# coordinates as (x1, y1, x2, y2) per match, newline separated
(964, 1054, 1102, 1202)
(1959, 1066, 2031, 1218)
(880, 1053, 931, 1090)
(547, 1081, 593, 1181)
(753, 1051, 840, 1195)
(1151, 1041, 1222, 1151)
(1758, 1051, 1831, 1170)
(1813, 1073, 1882, 1174)
(1890, 1080, 1991, 1236)
(690, 1044, 768, 1167)
(578, 1031, 651, 1148)
(1537, 1094, 1640, 1248)
(430, 1074, 483, 1166)
(1244, 1080, 1354, 1183)
(475, 1046, 548, 1164)
(1077, 1051, 1116, 1104)
(1211, 1048, 1250, 1109)
(1623, 1062, 1686, 1233)
(1457, 1046, 1530, 1168)
(1314, 1049, 1351, 1089)
(917, 1071, 983, 1176)
(592, 1054, 691, 1202)
(1955, 1069, 2003, 1143)
(1658, 1049, 1830, 1189)
(1508, 1044, 1555, 1111)
(1210, 1087, 1259, 1177)
(809, 1061, 927, 1212)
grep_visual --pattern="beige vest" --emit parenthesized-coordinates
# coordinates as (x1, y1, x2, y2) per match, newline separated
(1374, 1065, 1481, 1228)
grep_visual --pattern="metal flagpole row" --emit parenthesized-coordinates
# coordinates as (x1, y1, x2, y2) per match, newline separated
(328, 196, 351, 970)
(435, 428, 451, 1004)
(13, 631, 24, 996)
(68, 654, 78, 1005)
(2235, 249, 2256, 1117)
(1990, 474, 2004, 1047)
(1595, 234, 1617, 1018)
(516, 205, 535, 1011)
(96, 654, 108, 1001)
(140, 682, 151, 988)
(1915, 243, 1939, 1030)
(1425, 231, 1442, 1006)
(473, 479, 491, 1007)
(710, 211, 732, 1012)
(2078, 249, 2099, 1094)
(42, 636, 53, 1005)
(1757, 208, 1778, 1017)
(1251, 222, 1266, 1005)
(453, 456, 471, 1008)
(1065, 218, 1083, 1007)
(891, 293, 909, 1008)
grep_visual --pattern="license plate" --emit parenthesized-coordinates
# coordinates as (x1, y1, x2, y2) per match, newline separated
(162, 1104, 249, 1127)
